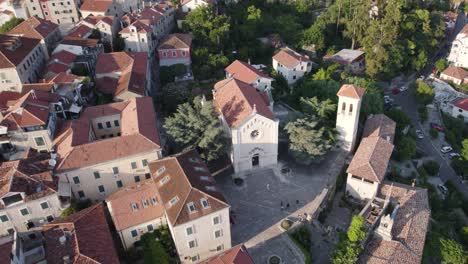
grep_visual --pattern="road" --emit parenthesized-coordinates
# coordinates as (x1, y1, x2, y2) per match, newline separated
(388, 11, 468, 199)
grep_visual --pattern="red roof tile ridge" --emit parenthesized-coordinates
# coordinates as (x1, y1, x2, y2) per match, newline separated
(169, 154, 194, 225)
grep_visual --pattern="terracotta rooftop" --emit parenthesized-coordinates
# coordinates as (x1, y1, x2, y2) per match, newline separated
(158, 33, 192, 50)
(337, 84, 366, 99)
(441, 65, 468, 80)
(120, 5, 167, 34)
(359, 182, 430, 264)
(80, 0, 113, 12)
(120, 20, 153, 34)
(54, 97, 161, 172)
(43, 203, 120, 264)
(0, 150, 57, 208)
(200, 244, 255, 264)
(213, 78, 274, 128)
(323, 49, 365, 65)
(22, 82, 55, 93)
(454, 97, 468, 111)
(0, 90, 59, 130)
(362, 114, 396, 143)
(225, 60, 273, 84)
(0, 35, 41, 69)
(148, 149, 229, 226)
(347, 137, 394, 183)
(82, 15, 114, 26)
(95, 52, 147, 97)
(8, 16, 58, 40)
(50, 50, 78, 65)
(61, 36, 100, 48)
(48, 72, 84, 84)
(272, 47, 310, 69)
(106, 180, 165, 231)
(0, 236, 13, 261)
(67, 24, 92, 38)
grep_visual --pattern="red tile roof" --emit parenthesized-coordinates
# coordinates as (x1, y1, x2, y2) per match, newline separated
(347, 137, 394, 183)
(272, 47, 310, 69)
(54, 97, 161, 172)
(43, 203, 120, 264)
(61, 36, 99, 48)
(49, 72, 84, 84)
(201, 244, 255, 264)
(106, 180, 165, 231)
(363, 114, 396, 143)
(0, 35, 41, 69)
(51, 50, 78, 65)
(441, 65, 468, 81)
(80, 0, 113, 12)
(148, 149, 228, 226)
(82, 15, 114, 26)
(8, 16, 58, 40)
(337, 84, 366, 99)
(454, 97, 468, 111)
(21, 82, 55, 93)
(158, 33, 192, 50)
(225, 60, 272, 84)
(46, 62, 69, 75)
(95, 52, 147, 97)
(213, 78, 274, 128)
(0, 237, 13, 261)
(67, 24, 93, 38)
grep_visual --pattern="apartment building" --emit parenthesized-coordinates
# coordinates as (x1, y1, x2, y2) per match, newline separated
(117, 0, 142, 13)
(158, 33, 192, 66)
(272, 47, 312, 84)
(54, 97, 162, 201)
(448, 24, 468, 68)
(95, 52, 151, 100)
(213, 78, 279, 173)
(0, 150, 71, 237)
(80, 0, 123, 18)
(120, 2, 175, 54)
(0, 90, 62, 160)
(149, 150, 231, 263)
(74, 15, 119, 47)
(24, 0, 80, 29)
(106, 180, 166, 250)
(8, 17, 61, 58)
(42, 203, 120, 264)
(0, 35, 47, 93)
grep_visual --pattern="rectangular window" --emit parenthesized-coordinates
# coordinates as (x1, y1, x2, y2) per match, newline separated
(134, 176, 141, 182)
(142, 159, 148, 167)
(213, 216, 220, 225)
(351, 175, 361, 180)
(34, 137, 46, 147)
(72, 176, 80, 184)
(47, 215, 54, 222)
(116, 180, 123, 188)
(131, 230, 138, 237)
(97, 123, 103, 129)
(169, 196, 179, 206)
(182, 51, 186, 57)
(106, 121, 111, 128)
(216, 244, 224, 251)
(341, 102, 346, 112)
(142, 199, 149, 208)
(172, 51, 176, 56)
(157, 166, 165, 175)
(78, 191, 85, 198)
(147, 224, 154, 231)
(214, 229, 223, 238)
(0, 215, 8, 222)
(186, 226, 193, 235)
(114, 120, 119, 127)
(145, 173, 151, 179)
(187, 202, 196, 213)
(131, 162, 137, 169)
(40, 201, 49, 210)
(20, 208, 29, 216)
(201, 198, 210, 209)
(191, 256, 199, 262)
(131, 203, 139, 211)
(112, 167, 119, 175)
(94, 172, 100, 179)
(200, 176, 209, 181)
(162, 51, 167, 57)
(151, 197, 158, 205)
(188, 240, 197, 248)
(159, 176, 170, 185)
(98, 185, 105, 193)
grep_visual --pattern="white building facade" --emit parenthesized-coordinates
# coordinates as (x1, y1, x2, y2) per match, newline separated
(272, 47, 312, 85)
(448, 25, 468, 68)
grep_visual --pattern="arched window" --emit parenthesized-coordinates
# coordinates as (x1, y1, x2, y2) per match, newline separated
(349, 104, 353, 113)
(341, 102, 346, 112)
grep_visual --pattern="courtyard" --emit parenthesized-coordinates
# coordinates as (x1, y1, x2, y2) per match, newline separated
(216, 150, 346, 263)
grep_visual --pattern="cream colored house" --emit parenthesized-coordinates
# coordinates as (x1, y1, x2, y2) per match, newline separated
(76, 15, 119, 47)
(149, 150, 231, 263)
(272, 47, 312, 85)
(54, 97, 162, 201)
(213, 78, 278, 173)
(24, 0, 80, 29)
(448, 24, 468, 68)
(180, 0, 214, 13)
(345, 114, 396, 200)
(0, 35, 47, 93)
(80, 0, 123, 18)
(106, 180, 166, 250)
(0, 151, 70, 237)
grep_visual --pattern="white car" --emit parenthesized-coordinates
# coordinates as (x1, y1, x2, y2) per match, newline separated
(415, 129, 424, 139)
(437, 184, 449, 195)
(384, 95, 394, 104)
(449, 153, 460, 159)
(441, 146, 453, 153)
(399, 85, 408, 92)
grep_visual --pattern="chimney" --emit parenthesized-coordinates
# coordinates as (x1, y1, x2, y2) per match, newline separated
(59, 235, 67, 245)
(248, 58, 251, 65)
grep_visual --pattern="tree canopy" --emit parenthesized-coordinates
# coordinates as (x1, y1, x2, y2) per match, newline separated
(0, 18, 24, 34)
(164, 97, 227, 161)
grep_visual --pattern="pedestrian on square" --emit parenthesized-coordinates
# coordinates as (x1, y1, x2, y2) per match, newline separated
(267, 184, 270, 191)
(281, 201, 284, 210)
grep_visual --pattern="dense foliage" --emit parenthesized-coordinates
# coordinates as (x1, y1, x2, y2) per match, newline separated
(164, 96, 227, 161)
(331, 216, 366, 264)
(414, 79, 435, 104)
(0, 18, 24, 34)
(289, 226, 312, 264)
(141, 226, 177, 264)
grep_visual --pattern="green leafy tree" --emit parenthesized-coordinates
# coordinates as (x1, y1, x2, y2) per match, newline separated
(435, 58, 448, 73)
(462, 139, 468, 161)
(0, 17, 24, 34)
(300, 97, 336, 121)
(247, 5, 261, 21)
(439, 238, 467, 264)
(331, 216, 366, 264)
(141, 233, 171, 264)
(396, 136, 416, 161)
(385, 109, 412, 134)
(347, 216, 366, 243)
(113, 33, 125, 52)
(284, 117, 335, 165)
(415, 79, 434, 104)
(164, 97, 227, 161)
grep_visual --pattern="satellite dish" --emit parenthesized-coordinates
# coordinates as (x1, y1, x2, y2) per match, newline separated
(48, 159, 57, 167)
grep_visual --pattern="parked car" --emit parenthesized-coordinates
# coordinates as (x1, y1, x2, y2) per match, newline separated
(449, 153, 461, 159)
(437, 184, 449, 195)
(415, 129, 424, 139)
(384, 95, 394, 104)
(430, 122, 444, 132)
(399, 85, 408, 92)
(392, 88, 401, 95)
(441, 145, 453, 153)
